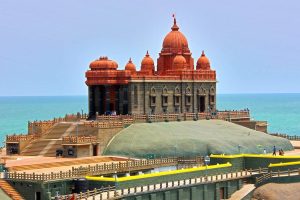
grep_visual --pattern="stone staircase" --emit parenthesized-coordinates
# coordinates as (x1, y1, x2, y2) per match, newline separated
(21, 123, 73, 156)
(0, 180, 24, 200)
(20, 122, 99, 157)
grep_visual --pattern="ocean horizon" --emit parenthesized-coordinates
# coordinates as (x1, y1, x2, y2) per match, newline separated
(0, 93, 299, 144)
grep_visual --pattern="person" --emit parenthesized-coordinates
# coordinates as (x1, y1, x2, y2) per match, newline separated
(280, 149, 284, 156)
(279, 149, 282, 156)
(272, 146, 276, 156)
(263, 149, 267, 154)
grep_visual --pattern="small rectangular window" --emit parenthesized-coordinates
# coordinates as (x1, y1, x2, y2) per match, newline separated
(163, 96, 168, 104)
(151, 96, 156, 104)
(186, 96, 191, 104)
(175, 96, 180, 104)
(210, 95, 215, 103)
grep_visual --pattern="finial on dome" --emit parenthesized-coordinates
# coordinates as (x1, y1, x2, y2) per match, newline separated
(129, 57, 132, 63)
(146, 50, 149, 57)
(172, 14, 176, 24)
(201, 50, 205, 56)
(171, 14, 179, 31)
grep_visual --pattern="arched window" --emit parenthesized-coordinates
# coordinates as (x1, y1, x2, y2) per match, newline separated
(150, 87, 156, 107)
(174, 86, 181, 106)
(185, 86, 192, 106)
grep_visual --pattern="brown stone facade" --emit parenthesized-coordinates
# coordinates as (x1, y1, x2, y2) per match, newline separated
(88, 80, 216, 116)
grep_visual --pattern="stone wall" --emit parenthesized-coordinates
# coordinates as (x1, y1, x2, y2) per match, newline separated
(129, 81, 216, 115)
(97, 128, 123, 155)
(233, 121, 268, 133)
(116, 179, 242, 200)
(7, 180, 73, 200)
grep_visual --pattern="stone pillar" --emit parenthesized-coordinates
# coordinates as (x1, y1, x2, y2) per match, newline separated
(178, 189, 184, 200)
(203, 184, 208, 200)
(190, 187, 197, 200)
(88, 86, 96, 117)
(105, 85, 110, 113)
(119, 86, 124, 114)
(94, 86, 100, 114)
(226, 181, 232, 198)
(150, 193, 156, 200)
(115, 85, 120, 114)
(164, 191, 171, 200)
(215, 183, 220, 200)
(237, 179, 243, 190)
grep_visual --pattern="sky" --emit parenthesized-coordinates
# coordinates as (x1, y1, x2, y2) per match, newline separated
(0, 0, 300, 96)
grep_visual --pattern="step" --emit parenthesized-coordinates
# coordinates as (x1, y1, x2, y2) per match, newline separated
(0, 180, 24, 200)
(229, 184, 255, 200)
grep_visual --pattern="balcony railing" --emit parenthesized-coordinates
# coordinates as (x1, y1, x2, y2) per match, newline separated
(62, 136, 97, 144)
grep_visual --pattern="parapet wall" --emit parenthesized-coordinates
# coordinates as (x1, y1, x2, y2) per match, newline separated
(210, 154, 300, 171)
(233, 121, 268, 133)
(28, 113, 88, 134)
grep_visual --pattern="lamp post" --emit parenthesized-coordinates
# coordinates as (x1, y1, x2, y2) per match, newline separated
(114, 171, 117, 189)
(204, 155, 210, 179)
(238, 145, 241, 154)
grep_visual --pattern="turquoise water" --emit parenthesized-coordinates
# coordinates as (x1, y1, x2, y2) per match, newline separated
(0, 94, 299, 144)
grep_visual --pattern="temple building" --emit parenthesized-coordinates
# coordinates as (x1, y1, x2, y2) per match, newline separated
(86, 17, 216, 117)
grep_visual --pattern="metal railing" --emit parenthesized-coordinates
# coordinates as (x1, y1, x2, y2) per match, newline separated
(270, 133, 300, 141)
(53, 169, 254, 200)
(5, 157, 182, 181)
(256, 168, 300, 185)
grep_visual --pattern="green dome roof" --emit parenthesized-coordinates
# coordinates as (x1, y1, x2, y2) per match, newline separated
(103, 120, 293, 158)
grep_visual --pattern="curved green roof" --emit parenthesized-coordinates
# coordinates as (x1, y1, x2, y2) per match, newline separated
(103, 120, 293, 158)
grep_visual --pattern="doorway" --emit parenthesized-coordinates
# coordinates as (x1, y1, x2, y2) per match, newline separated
(199, 96, 205, 112)
(220, 187, 225, 199)
(93, 145, 98, 156)
(35, 192, 41, 200)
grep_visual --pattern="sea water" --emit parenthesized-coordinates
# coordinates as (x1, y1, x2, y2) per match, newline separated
(0, 94, 299, 144)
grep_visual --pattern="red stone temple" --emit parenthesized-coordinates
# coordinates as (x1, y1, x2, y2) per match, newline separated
(86, 17, 216, 118)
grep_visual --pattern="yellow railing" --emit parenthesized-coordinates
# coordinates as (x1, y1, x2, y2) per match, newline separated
(210, 154, 300, 159)
(86, 163, 232, 182)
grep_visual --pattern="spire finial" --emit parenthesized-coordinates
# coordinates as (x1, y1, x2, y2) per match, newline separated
(172, 13, 176, 24)
(146, 50, 149, 57)
(129, 57, 132, 63)
(171, 14, 179, 31)
(201, 50, 205, 56)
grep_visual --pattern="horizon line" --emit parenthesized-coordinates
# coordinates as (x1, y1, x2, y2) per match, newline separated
(1, 92, 300, 97)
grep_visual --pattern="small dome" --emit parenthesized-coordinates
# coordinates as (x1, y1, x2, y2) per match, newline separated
(141, 51, 154, 66)
(125, 58, 137, 75)
(141, 51, 154, 75)
(196, 51, 211, 70)
(89, 56, 118, 70)
(162, 18, 189, 52)
(172, 54, 187, 70)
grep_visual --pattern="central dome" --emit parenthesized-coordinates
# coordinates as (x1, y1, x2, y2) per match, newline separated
(162, 18, 189, 52)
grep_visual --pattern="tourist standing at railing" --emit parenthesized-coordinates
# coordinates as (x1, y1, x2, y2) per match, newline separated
(272, 146, 276, 156)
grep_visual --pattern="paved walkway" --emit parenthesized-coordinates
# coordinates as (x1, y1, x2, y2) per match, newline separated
(229, 184, 255, 200)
